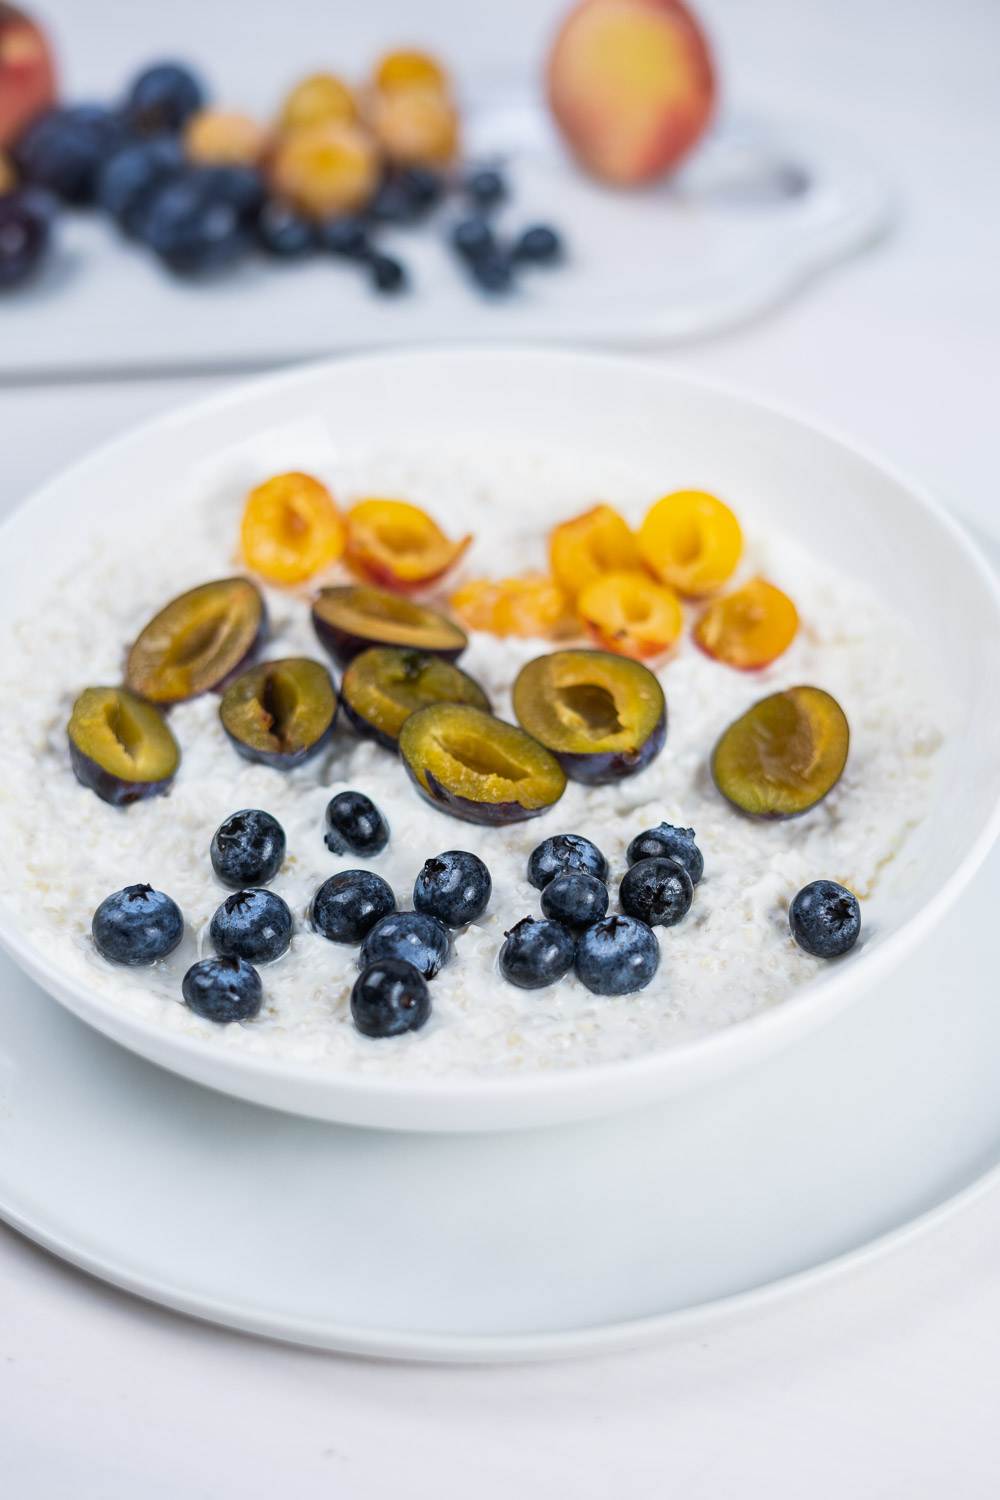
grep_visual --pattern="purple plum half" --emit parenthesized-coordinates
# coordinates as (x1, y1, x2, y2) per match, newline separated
(126, 576, 266, 704)
(220, 657, 337, 769)
(68, 686, 180, 805)
(312, 584, 467, 668)
(512, 649, 666, 786)
(398, 703, 566, 825)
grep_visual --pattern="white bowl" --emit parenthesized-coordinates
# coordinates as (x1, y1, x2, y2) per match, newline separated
(2, 348, 999, 1132)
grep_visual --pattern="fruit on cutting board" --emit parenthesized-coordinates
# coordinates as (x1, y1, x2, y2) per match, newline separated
(547, 0, 715, 186)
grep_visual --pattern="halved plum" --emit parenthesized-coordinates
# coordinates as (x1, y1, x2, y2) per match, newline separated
(126, 577, 266, 704)
(220, 657, 337, 769)
(312, 584, 467, 667)
(512, 649, 666, 785)
(398, 703, 566, 825)
(341, 647, 490, 750)
(711, 685, 849, 818)
(68, 686, 180, 805)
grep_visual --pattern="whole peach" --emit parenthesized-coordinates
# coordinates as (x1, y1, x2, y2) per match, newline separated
(0, 4, 57, 148)
(547, 0, 716, 186)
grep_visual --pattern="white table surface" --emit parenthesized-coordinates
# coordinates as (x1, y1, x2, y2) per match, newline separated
(3, 1, 1000, 1494)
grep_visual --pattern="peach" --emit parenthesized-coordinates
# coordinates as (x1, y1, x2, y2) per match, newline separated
(451, 576, 576, 640)
(549, 503, 641, 598)
(0, 4, 57, 148)
(546, 0, 715, 187)
(185, 109, 268, 168)
(241, 472, 346, 586)
(269, 120, 379, 219)
(694, 578, 798, 670)
(373, 86, 459, 167)
(279, 73, 356, 133)
(638, 489, 741, 597)
(347, 499, 471, 594)
(577, 570, 683, 661)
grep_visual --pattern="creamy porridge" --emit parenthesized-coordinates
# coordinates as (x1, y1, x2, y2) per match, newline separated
(0, 441, 945, 1077)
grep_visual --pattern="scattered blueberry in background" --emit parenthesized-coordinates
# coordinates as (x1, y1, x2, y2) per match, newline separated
(14, 104, 124, 204)
(182, 955, 262, 1023)
(788, 879, 861, 958)
(369, 251, 406, 293)
(0, 189, 54, 288)
(469, 247, 512, 294)
(619, 857, 694, 928)
(528, 834, 609, 890)
(211, 808, 286, 888)
(324, 791, 390, 858)
(360, 910, 451, 980)
(499, 916, 576, 989)
(512, 224, 562, 265)
(141, 168, 257, 274)
(575, 914, 660, 995)
(209, 888, 292, 964)
(256, 199, 316, 258)
(319, 214, 372, 259)
(311, 870, 396, 945)
(97, 137, 185, 235)
(463, 166, 507, 212)
(540, 871, 609, 929)
(92, 884, 184, 966)
(451, 215, 495, 263)
(413, 850, 491, 927)
(626, 823, 704, 885)
(125, 62, 204, 137)
(352, 957, 431, 1038)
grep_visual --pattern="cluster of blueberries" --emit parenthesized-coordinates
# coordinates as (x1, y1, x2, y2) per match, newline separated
(90, 785, 862, 1043)
(0, 60, 564, 295)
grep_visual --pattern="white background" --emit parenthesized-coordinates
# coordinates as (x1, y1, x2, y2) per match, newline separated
(2, 0, 1000, 1494)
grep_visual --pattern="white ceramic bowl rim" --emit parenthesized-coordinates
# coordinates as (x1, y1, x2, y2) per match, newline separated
(2, 346, 999, 1127)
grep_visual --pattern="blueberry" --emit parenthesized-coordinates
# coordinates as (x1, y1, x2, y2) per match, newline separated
(451, 216, 494, 261)
(369, 252, 406, 293)
(463, 167, 506, 211)
(575, 915, 659, 996)
(413, 850, 491, 927)
(311, 870, 395, 944)
(540, 871, 609, 929)
(469, 248, 513, 294)
(125, 62, 204, 137)
(142, 170, 254, 273)
(319, 214, 371, 259)
(360, 911, 450, 979)
(352, 958, 431, 1038)
(789, 880, 861, 958)
(198, 165, 265, 218)
(499, 917, 576, 990)
(14, 105, 125, 204)
(370, 168, 442, 224)
(619, 857, 693, 928)
(512, 224, 563, 265)
(626, 823, 704, 885)
(324, 791, 389, 858)
(528, 834, 609, 890)
(182, 956, 262, 1023)
(209, 888, 292, 964)
(92, 883, 183, 966)
(211, 809, 286, 888)
(0, 191, 53, 289)
(257, 200, 316, 258)
(97, 137, 185, 234)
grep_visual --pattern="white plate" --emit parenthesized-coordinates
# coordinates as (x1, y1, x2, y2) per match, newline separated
(0, 106, 889, 379)
(2, 347, 999, 1131)
(4, 813, 1000, 1364)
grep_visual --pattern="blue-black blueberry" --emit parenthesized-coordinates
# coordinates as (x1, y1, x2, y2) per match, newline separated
(92, 883, 183, 965)
(324, 791, 390, 858)
(182, 956, 262, 1023)
(788, 880, 861, 958)
(413, 850, 491, 928)
(311, 870, 395, 944)
(209, 888, 292, 964)
(527, 834, 609, 890)
(626, 823, 704, 885)
(211, 809, 286, 888)
(540, 870, 609, 929)
(351, 958, 431, 1038)
(359, 910, 450, 979)
(499, 917, 576, 990)
(619, 857, 693, 928)
(575, 914, 660, 996)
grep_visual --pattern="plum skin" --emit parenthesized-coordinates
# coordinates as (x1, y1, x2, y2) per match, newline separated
(69, 739, 177, 807)
(404, 764, 559, 827)
(550, 704, 667, 786)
